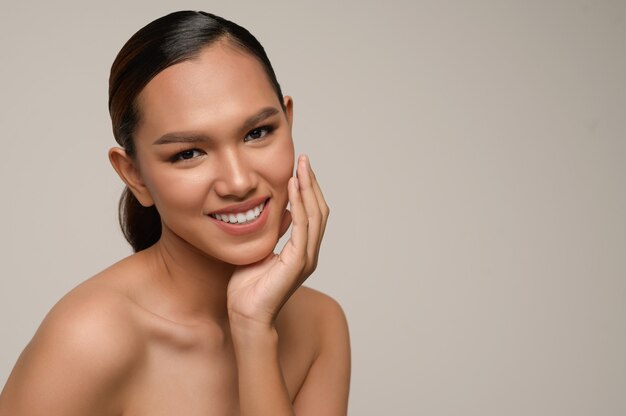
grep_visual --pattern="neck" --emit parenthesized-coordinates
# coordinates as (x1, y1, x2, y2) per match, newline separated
(140, 227, 236, 325)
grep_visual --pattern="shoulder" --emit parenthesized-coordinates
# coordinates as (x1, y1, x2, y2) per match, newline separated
(0, 276, 144, 415)
(279, 286, 351, 415)
(37, 279, 145, 365)
(280, 286, 349, 344)
(295, 286, 348, 328)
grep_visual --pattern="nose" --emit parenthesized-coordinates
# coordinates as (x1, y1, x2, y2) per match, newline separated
(213, 148, 258, 199)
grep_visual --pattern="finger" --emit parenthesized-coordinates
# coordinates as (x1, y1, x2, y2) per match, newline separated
(281, 176, 308, 269)
(279, 209, 292, 239)
(296, 155, 323, 269)
(308, 162, 329, 218)
(303, 156, 330, 246)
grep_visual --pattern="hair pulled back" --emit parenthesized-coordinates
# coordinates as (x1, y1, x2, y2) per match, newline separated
(109, 11, 285, 252)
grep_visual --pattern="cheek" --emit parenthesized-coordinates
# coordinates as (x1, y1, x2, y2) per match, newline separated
(143, 166, 209, 214)
(262, 139, 295, 190)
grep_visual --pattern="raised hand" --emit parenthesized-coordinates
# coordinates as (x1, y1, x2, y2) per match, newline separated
(226, 154, 329, 328)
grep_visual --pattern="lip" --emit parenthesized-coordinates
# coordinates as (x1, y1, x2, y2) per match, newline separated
(207, 198, 271, 236)
(208, 196, 269, 215)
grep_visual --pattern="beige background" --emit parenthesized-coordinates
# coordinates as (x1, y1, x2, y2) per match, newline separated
(1, 0, 625, 414)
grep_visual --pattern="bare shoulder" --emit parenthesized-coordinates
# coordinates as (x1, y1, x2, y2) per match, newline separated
(276, 286, 350, 362)
(279, 286, 349, 342)
(279, 286, 351, 415)
(0, 270, 144, 416)
(36, 276, 145, 366)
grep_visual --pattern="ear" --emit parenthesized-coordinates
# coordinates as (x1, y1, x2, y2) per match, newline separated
(283, 95, 294, 129)
(108, 147, 154, 207)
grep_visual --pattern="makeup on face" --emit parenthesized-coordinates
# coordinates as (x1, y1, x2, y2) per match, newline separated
(207, 197, 271, 236)
(129, 43, 295, 265)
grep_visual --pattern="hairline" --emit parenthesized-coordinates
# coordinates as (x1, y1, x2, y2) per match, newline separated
(128, 35, 285, 159)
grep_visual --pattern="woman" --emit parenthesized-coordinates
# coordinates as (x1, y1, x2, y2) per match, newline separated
(0, 11, 350, 415)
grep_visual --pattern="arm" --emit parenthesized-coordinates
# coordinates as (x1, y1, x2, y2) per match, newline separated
(227, 155, 342, 415)
(0, 293, 140, 416)
(231, 291, 351, 416)
(230, 318, 295, 415)
(292, 295, 351, 415)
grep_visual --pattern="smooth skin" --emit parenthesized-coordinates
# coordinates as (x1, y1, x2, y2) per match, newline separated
(0, 42, 350, 415)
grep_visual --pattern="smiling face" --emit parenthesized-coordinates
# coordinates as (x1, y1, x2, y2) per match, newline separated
(122, 41, 295, 265)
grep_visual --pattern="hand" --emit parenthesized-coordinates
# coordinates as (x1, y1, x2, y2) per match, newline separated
(226, 155, 329, 328)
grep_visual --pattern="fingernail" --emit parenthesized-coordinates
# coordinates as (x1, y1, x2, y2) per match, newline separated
(293, 177, 299, 189)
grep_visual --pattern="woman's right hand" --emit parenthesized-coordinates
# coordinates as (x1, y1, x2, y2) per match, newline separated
(226, 154, 330, 330)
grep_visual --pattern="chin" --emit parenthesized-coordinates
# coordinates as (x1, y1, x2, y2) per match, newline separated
(221, 236, 279, 266)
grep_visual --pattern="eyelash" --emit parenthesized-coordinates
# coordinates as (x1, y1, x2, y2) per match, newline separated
(169, 125, 276, 163)
(170, 148, 203, 162)
(244, 125, 275, 142)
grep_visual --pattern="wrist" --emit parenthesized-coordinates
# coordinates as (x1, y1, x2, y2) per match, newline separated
(229, 312, 278, 344)
(229, 321, 279, 366)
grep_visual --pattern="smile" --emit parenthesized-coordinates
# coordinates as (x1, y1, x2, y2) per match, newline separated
(209, 200, 266, 225)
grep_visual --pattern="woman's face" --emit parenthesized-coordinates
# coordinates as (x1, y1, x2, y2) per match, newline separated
(130, 42, 294, 265)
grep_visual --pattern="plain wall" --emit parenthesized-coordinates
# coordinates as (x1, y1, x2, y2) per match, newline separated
(1, 1, 625, 414)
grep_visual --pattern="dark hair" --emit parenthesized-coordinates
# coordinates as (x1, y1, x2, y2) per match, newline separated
(108, 11, 285, 252)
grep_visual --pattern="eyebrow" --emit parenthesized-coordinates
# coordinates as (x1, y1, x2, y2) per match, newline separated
(152, 106, 281, 145)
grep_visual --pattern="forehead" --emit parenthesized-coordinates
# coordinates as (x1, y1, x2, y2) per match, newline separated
(136, 42, 280, 137)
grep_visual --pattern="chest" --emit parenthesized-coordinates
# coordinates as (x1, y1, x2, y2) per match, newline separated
(121, 330, 310, 416)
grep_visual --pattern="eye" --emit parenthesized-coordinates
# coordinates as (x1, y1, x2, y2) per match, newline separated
(171, 148, 203, 162)
(244, 125, 274, 142)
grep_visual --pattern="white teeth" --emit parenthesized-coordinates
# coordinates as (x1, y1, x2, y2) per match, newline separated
(210, 200, 267, 224)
